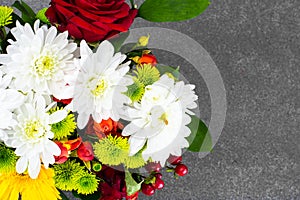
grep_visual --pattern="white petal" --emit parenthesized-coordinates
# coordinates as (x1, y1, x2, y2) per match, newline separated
(35, 95, 46, 113)
(15, 144, 28, 156)
(0, 54, 10, 64)
(49, 109, 67, 124)
(96, 40, 114, 67)
(28, 156, 41, 179)
(64, 101, 74, 111)
(45, 26, 57, 44)
(16, 156, 28, 174)
(122, 121, 143, 136)
(33, 20, 41, 32)
(128, 137, 147, 156)
(80, 40, 93, 58)
(2, 89, 24, 110)
(46, 140, 61, 156)
(77, 112, 90, 129)
(0, 109, 13, 129)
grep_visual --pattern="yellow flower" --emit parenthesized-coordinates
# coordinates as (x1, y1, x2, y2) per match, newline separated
(0, 6, 13, 27)
(124, 151, 146, 169)
(138, 34, 150, 46)
(0, 146, 17, 173)
(94, 135, 147, 168)
(126, 77, 145, 102)
(134, 64, 160, 86)
(75, 172, 99, 195)
(93, 135, 129, 166)
(0, 167, 61, 200)
(49, 107, 76, 140)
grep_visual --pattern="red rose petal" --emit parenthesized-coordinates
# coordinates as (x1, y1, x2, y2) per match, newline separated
(77, 141, 94, 161)
(47, 0, 137, 42)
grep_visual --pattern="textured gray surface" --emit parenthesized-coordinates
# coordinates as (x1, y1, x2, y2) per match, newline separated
(1, 0, 300, 199)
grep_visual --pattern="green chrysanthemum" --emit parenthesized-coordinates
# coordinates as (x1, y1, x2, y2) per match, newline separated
(124, 151, 146, 169)
(134, 64, 160, 86)
(0, 6, 13, 27)
(54, 160, 85, 191)
(126, 78, 145, 102)
(36, 8, 50, 24)
(93, 135, 129, 166)
(0, 145, 17, 173)
(75, 172, 99, 195)
(49, 107, 76, 140)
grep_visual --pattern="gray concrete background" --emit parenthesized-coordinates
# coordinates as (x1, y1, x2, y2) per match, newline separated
(1, 0, 299, 199)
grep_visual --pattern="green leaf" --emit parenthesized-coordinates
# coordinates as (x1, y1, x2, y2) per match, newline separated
(138, 0, 210, 22)
(108, 31, 130, 52)
(186, 115, 212, 152)
(72, 190, 101, 200)
(36, 7, 50, 24)
(58, 190, 70, 200)
(125, 169, 143, 196)
(12, 0, 36, 24)
(156, 64, 180, 79)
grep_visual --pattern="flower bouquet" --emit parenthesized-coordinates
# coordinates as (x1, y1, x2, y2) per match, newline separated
(0, 0, 212, 199)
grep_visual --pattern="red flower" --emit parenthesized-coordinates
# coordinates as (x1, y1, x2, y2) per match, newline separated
(46, 0, 138, 42)
(97, 166, 128, 199)
(100, 182, 124, 200)
(139, 54, 157, 66)
(52, 97, 72, 105)
(64, 137, 82, 151)
(97, 118, 118, 134)
(54, 141, 69, 164)
(77, 141, 94, 161)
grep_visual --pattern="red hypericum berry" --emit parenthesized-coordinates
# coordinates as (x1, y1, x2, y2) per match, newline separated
(168, 155, 182, 165)
(141, 183, 155, 196)
(153, 178, 164, 190)
(175, 164, 188, 176)
(145, 162, 161, 172)
(126, 191, 139, 200)
(154, 173, 162, 179)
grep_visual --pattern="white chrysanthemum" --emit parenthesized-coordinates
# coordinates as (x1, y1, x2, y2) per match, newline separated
(73, 40, 132, 129)
(122, 75, 198, 165)
(0, 20, 78, 99)
(4, 94, 67, 179)
(0, 71, 24, 142)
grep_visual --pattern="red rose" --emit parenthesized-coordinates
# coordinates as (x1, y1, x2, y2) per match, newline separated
(77, 141, 94, 161)
(46, 0, 138, 42)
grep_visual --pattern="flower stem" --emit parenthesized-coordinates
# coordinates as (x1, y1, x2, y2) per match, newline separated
(0, 27, 6, 52)
(130, 0, 135, 8)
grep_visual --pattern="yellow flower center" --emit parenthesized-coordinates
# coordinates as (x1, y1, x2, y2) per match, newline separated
(34, 55, 56, 77)
(24, 120, 45, 139)
(91, 79, 108, 97)
(159, 113, 169, 125)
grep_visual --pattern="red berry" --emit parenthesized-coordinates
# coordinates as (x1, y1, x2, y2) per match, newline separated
(141, 183, 155, 196)
(175, 164, 188, 176)
(145, 162, 161, 172)
(153, 178, 164, 190)
(168, 155, 182, 165)
(154, 173, 162, 179)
